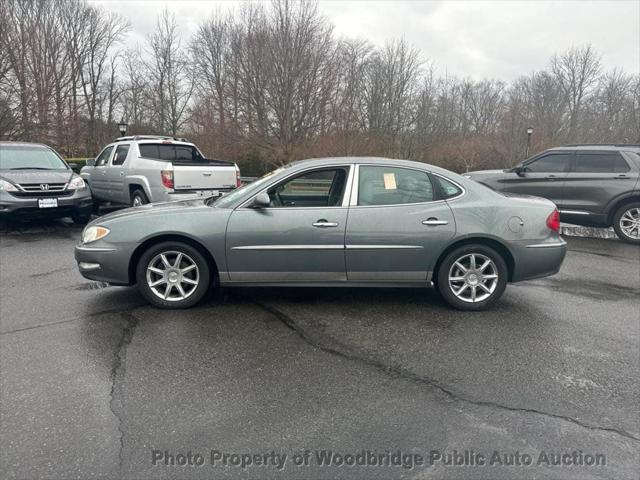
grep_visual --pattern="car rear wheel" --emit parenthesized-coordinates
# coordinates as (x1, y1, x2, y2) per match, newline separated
(436, 244, 508, 311)
(612, 202, 640, 244)
(131, 189, 149, 207)
(136, 242, 210, 309)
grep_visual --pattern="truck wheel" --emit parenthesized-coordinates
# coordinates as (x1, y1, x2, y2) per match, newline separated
(612, 202, 640, 244)
(136, 242, 210, 309)
(131, 189, 149, 207)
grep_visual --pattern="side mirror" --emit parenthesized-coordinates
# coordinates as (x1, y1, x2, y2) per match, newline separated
(250, 192, 271, 209)
(86, 158, 96, 167)
(513, 166, 526, 177)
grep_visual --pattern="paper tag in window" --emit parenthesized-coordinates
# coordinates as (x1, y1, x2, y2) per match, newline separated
(383, 173, 397, 190)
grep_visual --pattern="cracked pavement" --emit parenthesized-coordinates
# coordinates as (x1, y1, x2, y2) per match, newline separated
(1, 220, 639, 479)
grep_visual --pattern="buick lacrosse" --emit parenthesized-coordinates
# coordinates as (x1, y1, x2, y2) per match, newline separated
(75, 157, 566, 310)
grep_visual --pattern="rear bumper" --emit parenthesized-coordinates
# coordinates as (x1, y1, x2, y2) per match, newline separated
(74, 243, 133, 285)
(0, 189, 93, 217)
(511, 238, 567, 282)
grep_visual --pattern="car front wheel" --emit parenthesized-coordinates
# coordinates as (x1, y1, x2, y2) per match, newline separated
(612, 202, 640, 244)
(136, 242, 210, 309)
(436, 244, 508, 311)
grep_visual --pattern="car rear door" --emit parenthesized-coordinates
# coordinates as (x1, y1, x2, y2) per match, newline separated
(105, 144, 130, 204)
(503, 152, 572, 206)
(562, 150, 636, 216)
(345, 165, 456, 282)
(225, 165, 352, 282)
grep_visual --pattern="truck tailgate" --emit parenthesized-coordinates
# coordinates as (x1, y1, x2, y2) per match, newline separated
(172, 164, 237, 190)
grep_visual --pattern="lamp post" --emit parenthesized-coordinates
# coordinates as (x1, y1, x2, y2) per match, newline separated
(118, 121, 128, 137)
(526, 127, 533, 158)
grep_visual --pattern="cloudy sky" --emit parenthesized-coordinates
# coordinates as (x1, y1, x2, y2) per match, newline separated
(92, 0, 639, 80)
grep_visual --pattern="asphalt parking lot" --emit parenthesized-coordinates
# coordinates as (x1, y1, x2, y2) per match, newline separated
(1, 219, 638, 479)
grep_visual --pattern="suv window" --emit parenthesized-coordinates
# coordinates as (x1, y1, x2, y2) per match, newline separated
(112, 145, 130, 166)
(268, 168, 347, 208)
(139, 143, 205, 163)
(358, 166, 434, 206)
(525, 153, 571, 173)
(95, 146, 114, 166)
(433, 175, 463, 199)
(575, 152, 630, 173)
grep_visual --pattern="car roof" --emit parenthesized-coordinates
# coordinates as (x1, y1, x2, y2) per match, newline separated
(286, 156, 456, 176)
(547, 144, 640, 152)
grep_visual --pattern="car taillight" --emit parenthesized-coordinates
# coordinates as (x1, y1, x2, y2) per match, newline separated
(236, 168, 241, 188)
(161, 170, 174, 189)
(546, 209, 560, 232)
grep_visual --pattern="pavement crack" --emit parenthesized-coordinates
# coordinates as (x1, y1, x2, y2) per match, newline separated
(109, 311, 140, 472)
(256, 302, 640, 444)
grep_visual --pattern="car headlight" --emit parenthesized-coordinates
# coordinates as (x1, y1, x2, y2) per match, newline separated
(68, 176, 86, 190)
(0, 179, 18, 192)
(82, 226, 110, 244)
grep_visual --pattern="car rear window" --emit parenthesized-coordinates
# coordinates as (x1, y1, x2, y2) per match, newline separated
(138, 143, 205, 163)
(575, 152, 630, 173)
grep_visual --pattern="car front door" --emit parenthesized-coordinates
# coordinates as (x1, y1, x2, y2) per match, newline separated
(105, 144, 130, 204)
(503, 152, 572, 206)
(562, 151, 636, 217)
(88, 145, 114, 200)
(345, 165, 456, 282)
(225, 166, 352, 282)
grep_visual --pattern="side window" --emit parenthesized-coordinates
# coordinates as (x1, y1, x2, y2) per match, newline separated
(95, 146, 114, 166)
(575, 153, 630, 173)
(433, 175, 463, 199)
(112, 145, 130, 166)
(525, 153, 571, 173)
(268, 168, 347, 208)
(358, 166, 434, 206)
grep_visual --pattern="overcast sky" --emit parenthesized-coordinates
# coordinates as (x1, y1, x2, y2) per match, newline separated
(91, 0, 639, 81)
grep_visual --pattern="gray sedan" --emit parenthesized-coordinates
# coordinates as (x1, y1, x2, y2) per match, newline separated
(75, 157, 567, 311)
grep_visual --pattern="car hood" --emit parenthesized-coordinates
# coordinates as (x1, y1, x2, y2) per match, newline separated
(92, 199, 209, 224)
(0, 169, 73, 185)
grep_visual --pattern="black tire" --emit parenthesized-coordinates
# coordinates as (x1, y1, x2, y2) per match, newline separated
(612, 202, 640, 245)
(71, 211, 91, 224)
(136, 241, 211, 309)
(131, 188, 149, 207)
(436, 244, 508, 311)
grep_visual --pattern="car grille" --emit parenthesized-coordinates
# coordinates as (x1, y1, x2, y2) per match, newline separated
(12, 182, 72, 197)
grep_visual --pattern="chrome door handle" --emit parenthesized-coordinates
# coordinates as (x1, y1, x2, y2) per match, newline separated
(422, 219, 449, 226)
(313, 220, 339, 228)
(614, 174, 629, 179)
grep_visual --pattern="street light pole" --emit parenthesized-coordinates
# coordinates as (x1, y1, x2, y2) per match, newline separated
(526, 127, 533, 158)
(118, 120, 128, 137)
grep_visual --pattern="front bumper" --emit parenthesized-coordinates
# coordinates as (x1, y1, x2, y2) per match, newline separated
(75, 243, 133, 285)
(510, 237, 567, 282)
(0, 188, 93, 217)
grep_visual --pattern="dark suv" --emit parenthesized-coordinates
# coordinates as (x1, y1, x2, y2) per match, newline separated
(0, 142, 93, 223)
(466, 145, 640, 244)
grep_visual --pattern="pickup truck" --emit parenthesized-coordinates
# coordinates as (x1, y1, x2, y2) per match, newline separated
(81, 136, 240, 206)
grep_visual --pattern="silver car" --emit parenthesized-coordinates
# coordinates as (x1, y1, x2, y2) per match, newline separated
(75, 157, 567, 311)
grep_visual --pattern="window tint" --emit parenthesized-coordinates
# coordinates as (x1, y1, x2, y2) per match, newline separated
(433, 175, 463, 199)
(575, 153, 629, 173)
(525, 153, 571, 173)
(358, 166, 434, 206)
(112, 145, 130, 166)
(139, 144, 203, 163)
(95, 146, 114, 166)
(269, 168, 347, 207)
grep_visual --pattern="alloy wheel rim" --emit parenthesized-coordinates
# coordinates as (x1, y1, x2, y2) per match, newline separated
(133, 195, 143, 206)
(619, 207, 640, 239)
(146, 251, 199, 301)
(448, 253, 499, 303)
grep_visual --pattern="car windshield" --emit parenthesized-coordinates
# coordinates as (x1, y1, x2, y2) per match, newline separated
(0, 145, 68, 170)
(210, 167, 287, 208)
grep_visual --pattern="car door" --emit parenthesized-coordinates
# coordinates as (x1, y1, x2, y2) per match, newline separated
(225, 165, 352, 282)
(345, 165, 456, 282)
(503, 152, 572, 206)
(562, 151, 636, 216)
(105, 144, 130, 204)
(89, 145, 114, 200)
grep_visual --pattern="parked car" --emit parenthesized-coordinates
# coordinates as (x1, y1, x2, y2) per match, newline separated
(81, 135, 240, 207)
(75, 157, 566, 311)
(0, 141, 93, 223)
(465, 145, 640, 244)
